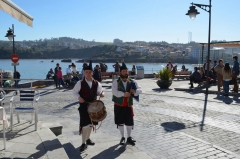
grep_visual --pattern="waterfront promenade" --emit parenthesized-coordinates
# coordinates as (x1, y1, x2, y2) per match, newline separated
(0, 78, 240, 159)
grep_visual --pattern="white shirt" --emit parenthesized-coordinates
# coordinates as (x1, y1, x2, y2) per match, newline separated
(112, 78, 142, 98)
(72, 67, 78, 73)
(72, 78, 104, 100)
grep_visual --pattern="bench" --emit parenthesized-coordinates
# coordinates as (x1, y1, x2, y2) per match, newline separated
(101, 71, 136, 81)
(176, 71, 192, 80)
(101, 72, 114, 80)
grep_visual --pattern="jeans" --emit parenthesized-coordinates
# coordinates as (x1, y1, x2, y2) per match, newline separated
(14, 80, 19, 88)
(58, 78, 65, 87)
(223, 80, 230, 94)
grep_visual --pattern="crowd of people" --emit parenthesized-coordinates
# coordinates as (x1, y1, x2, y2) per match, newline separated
(189, 56, 239, 96)
(47, 61, 137, 88)
(46, 63, 81, 88)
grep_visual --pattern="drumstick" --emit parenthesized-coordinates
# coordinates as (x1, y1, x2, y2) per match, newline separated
(96, 91, 103, 107)
(98, 91, 103, 100)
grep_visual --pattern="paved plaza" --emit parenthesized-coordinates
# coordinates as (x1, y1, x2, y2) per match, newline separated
(0, 78, 240, 159)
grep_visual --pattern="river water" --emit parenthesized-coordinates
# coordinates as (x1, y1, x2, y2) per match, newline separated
(0, 59, 197, 81)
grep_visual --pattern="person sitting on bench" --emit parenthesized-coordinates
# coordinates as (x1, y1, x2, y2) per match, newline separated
(189, 67, 202, 88)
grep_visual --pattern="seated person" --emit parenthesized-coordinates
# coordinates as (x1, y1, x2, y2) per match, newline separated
(71, 73, 79, 85)
(65, 75, 72, 87)
(172, 65, 177, 74)
(189, 67, 202, 88)
(46, 68, 54, 79)
(200, 67, 214, 84)
(181, 65, 186, 71)
(4, 80, 11, 87)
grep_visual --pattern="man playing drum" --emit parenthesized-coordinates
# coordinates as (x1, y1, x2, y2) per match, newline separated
(72, 60, 104, 152)
(112, 60, 142, 146)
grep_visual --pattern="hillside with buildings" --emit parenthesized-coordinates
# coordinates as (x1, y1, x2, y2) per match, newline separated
(0, 37, 239, 63)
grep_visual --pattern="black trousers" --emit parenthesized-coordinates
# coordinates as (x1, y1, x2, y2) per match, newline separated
(114, 105, 134, 126)
(78, 103, 98, 127)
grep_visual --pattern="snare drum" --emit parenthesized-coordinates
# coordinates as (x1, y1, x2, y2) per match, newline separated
(87, 100, 107, 122)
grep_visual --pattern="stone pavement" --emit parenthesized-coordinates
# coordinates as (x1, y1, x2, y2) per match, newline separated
(0, 78, 240, 159)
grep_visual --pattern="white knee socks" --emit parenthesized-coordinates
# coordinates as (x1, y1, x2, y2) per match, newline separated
(82, 126, 89, 144)
(119, 125, 133, 138)
(126, 126, 132, 138)
(118, 125, 124, 137)
(87, 126, 93, 140)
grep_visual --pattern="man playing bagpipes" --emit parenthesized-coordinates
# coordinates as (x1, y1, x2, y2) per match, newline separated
(72, 60, 104, 152)
(112, 60, 142, 146)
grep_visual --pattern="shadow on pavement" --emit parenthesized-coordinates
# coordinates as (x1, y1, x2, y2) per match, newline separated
(213, 95, 234, 104)
(2, 123, 35, 140)
(39, 90, 57, 96)
(63, 101, 79, 109)
(232, 96, 240, 104)
(62, 142, 83, 159)
(152, 88, 172, 92)
(223, 96, 233, 104)
(30, 139, 64, 159)
(161, 121, 186, 132)
(91, 144, 126, 159)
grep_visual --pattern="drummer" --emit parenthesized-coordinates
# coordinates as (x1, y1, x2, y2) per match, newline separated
(72, 60, 104, 152)
(112, 59, 142, 146)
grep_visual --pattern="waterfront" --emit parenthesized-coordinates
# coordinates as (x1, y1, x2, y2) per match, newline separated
(0, 59, 197, 80)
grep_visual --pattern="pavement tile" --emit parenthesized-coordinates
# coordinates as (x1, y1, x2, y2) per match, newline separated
(4, 143, 44, 154)
(1, 79, 240, 158)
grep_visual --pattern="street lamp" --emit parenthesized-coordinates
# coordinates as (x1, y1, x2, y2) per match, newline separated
(186, 0, 212, 131)
(182, 51, 186, 65)
(5, 24, 16, 74)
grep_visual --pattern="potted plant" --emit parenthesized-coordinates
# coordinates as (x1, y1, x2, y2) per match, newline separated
(156, 68, 173, 89)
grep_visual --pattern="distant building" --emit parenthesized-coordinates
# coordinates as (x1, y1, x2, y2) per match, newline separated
(113, 39, 123, 46)
(191, 47, 201, 59)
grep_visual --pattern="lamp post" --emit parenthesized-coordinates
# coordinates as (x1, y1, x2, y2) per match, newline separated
(182, 51, 186, 65)
(186, 0, 212, 131)
(5, 24, 16, 73)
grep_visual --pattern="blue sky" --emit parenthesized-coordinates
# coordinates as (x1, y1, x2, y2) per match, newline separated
(0, 0, 239, 43)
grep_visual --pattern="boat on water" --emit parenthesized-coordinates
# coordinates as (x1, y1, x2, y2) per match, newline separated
(51, 60, 54, 62)
(75, 59, 83, 63)
(61, 59, 72, 62)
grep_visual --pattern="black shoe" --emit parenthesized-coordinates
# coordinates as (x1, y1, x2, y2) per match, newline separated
(80, 143, 87, 152)
(86, 139, 95, 145)
(119, 137, 125, 145)
(127, 137, 135, 146)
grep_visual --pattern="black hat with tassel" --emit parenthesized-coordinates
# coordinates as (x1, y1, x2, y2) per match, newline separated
(84, 60, 93, 71)
(120, 59, 128, 71)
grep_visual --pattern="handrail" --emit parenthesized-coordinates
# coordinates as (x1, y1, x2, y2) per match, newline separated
(1, 78, 54, 81)
(1, 78, 54, 88)
(1, 88, 55, 91)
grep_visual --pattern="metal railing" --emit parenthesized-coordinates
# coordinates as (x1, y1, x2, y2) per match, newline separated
(0, 78, 54, 90)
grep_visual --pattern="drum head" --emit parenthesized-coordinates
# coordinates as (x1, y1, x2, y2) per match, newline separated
(88, 100, 104, 113)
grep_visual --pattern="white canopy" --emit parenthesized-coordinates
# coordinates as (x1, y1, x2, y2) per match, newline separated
(0, 0, 33, 27)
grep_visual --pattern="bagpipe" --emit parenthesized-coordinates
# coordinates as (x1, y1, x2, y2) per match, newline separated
(130, 81, 139, 102)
